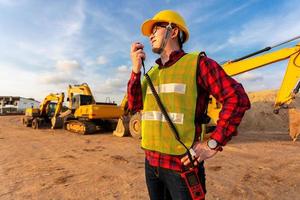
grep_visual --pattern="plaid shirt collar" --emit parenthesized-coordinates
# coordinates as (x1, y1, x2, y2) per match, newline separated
(155, 50, 186, 68)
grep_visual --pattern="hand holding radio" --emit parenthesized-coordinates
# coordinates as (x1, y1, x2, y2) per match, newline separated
(181, 142, 218, 166)
(130, 42, 146, 73)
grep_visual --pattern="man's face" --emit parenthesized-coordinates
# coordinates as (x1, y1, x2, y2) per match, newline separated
(149, 23, 168, 54)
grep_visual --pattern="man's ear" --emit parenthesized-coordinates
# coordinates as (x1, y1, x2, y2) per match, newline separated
(171, 27, 179, 39)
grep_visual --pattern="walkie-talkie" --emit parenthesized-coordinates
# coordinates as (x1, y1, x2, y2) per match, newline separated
(181, 167, 205, 200)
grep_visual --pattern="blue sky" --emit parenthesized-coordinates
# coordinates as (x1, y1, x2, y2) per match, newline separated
(0, 0, 299, 103)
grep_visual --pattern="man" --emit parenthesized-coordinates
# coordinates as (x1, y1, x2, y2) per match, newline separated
(127, 10, 250, 200)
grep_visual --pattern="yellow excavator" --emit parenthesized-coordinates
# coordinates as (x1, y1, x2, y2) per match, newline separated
(114, 36, 300, 141)
(61, 83, 124, 134)
(22, 92, 64, 129)
(207, 36, 300, 141)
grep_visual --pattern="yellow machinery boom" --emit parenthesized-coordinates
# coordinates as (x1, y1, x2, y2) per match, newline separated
(208, 41, 300, 140)
(22, 92, 65, 129)
(223, 42, 300, 112)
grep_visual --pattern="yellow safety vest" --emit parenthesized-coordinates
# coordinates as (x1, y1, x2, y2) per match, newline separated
(141, 53, 199, 155)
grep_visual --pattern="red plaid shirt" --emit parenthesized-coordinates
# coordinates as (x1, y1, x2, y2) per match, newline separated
(127, 50, 250, 171)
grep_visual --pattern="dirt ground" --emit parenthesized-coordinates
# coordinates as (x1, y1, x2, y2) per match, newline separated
(0, 91, 299, 200)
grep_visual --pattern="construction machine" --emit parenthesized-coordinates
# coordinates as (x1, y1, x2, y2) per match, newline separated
(61, 83, 124, 134)
(114, 36, 300, 141)
(207, 37, 300, 141)
(113, 95, 142, 138)
(22, 92, 64, 129)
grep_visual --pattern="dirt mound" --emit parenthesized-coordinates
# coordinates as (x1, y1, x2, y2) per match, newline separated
(239, 90, 300, 132)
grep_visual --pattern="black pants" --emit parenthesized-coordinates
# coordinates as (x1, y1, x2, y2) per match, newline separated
(145, 159, 206, 200)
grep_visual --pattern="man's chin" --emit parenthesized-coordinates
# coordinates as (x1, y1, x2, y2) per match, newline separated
(152, 47, 163, 54)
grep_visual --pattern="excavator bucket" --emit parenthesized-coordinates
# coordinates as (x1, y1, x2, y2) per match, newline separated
(113, 112, 142, 138)
(51, 116, 64, 129)
(288, 108, 300, 141)
(113, 115, 130, 137)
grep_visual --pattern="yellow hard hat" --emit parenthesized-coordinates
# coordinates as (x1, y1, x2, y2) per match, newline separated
(141, 10, 189, 43)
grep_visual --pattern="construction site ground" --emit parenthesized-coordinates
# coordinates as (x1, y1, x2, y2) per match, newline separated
(0, 90, 299, 200)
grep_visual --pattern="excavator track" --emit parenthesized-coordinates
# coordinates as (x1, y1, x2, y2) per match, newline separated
(64, 120, 98, 135)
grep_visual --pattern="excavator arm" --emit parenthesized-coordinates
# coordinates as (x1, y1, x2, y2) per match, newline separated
(52, 93, 64, 118)
(50, 93, 65, 129)
(206, 41, 300, 141)
(222, 42, 300, 112)
(39, 93, 65, 117)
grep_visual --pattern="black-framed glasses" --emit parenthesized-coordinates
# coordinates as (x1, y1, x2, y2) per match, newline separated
(151, 25, 167, 35)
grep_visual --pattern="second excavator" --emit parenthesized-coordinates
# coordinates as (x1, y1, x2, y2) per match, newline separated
(22, 92, 64, 129)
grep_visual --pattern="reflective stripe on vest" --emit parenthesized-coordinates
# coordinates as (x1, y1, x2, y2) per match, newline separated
(141, 53, 199, 155)
(142, 111, 184, 124)
(146, 83, 186, 94)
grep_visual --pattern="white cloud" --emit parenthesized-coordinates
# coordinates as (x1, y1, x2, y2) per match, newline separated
(86, 8, 139, 56)
(0, 0, 88, 93)
(236, 72, 264, 82)
(56, 59, 81, 72)
(59, 15, 84, 38)
(0, 0, 87, 71)
(117, 65, 130, 73)
(38, 59, 83, 86)
(225, 1, 253, 17)
(224, 3, 300, 49)
(96, 55, 108, 65)
(39, 73, 78, 85)
(0, 62, 47, 100)
(197, 0, 300, 58)
(92, 64, 131, 103)
(3, 1, 298, 103)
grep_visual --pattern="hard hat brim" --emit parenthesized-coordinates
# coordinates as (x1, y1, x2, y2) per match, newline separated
(141, 19, 163, 37)
(141, 19, 189, 43)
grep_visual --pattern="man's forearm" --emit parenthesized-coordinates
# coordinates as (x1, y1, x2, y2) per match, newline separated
(210, 83, 250, 145)
(127, 71, 143, 112)
(197, 57, 250, 145)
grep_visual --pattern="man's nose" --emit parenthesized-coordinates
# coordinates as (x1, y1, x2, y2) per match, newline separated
(149, 34, 154, 41)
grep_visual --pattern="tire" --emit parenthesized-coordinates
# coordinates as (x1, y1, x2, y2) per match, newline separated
(22, 117, 31, 127)
(129, 112, 141, 139)
(32, 118, 40, 129)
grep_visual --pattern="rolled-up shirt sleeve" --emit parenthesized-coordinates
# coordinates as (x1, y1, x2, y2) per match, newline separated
(198, 57, 251, 146)
(127, 71, 143, 112)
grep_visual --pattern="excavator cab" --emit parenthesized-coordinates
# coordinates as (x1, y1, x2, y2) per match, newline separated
(72, 94, 94, 108)
(47, 102, 57, 117)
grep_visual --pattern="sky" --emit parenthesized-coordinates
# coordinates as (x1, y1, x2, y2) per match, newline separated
(0, 0, 300, 103)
